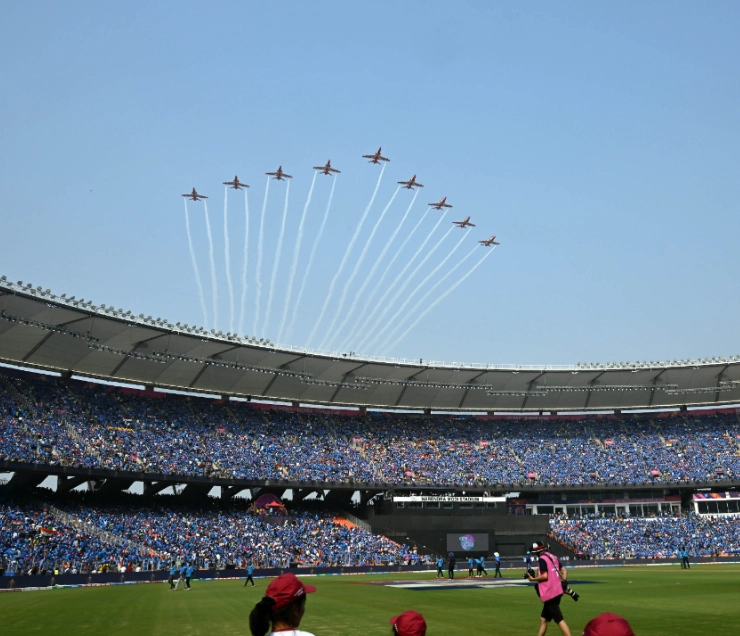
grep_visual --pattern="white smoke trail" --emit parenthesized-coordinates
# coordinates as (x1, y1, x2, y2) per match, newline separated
(223, 187, 235, 334)
(306, 164, 386, 347)
(318, 185, 401, 350)
(276, 172, 317, 344)
(238, 188, 250, 336)
(350, 211, 449, 351)
(203, 200, 218, 331)
(262, 180, 290, 336)
(357, 224, 454, 351)
(384, 247, 496, 353)
(253, 176, 270, 335)
(330, 189, 420, 350)
(184, 199, 208, 328)
(338, 205, 430, 351)
(286, 176, 337, 342)
(370, 229, 471, 352)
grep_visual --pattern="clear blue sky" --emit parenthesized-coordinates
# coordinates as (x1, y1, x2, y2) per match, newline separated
(1, 2, 738, 365)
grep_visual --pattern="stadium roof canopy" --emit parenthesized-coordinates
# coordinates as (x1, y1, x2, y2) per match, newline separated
(1, 278, 739, 413)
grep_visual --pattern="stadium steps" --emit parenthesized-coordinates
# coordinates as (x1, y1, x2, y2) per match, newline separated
(47, 505, 155, 558)
(318, 414, 339, 441)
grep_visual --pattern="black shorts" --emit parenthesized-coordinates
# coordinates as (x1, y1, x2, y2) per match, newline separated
(541, 595, 564, 623)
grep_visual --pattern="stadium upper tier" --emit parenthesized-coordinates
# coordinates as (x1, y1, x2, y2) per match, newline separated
(0, 278, 739, 412)
(2, 370, 740, 487)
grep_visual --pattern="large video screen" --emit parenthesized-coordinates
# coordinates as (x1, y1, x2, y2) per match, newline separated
(447, 533, 489, 552)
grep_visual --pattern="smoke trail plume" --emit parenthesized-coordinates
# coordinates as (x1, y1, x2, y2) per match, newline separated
(358, 224, 454, 351)
(238, 188, 250, 335)
(184, 199, 208, 328)
(286, 176, 337, 342)
(253, 176, 270, 335)
(338, 206, 430, 351)
(263, 180, 290, 335)
(384, 247, 495, 352)
(318, 185, 400, 350)
(203, 200, 218, 331)
(277, 172, 317, 343)
(370, 229, 470, 352)
(306, 164, 385, 347)
(351, 211, 448, 351)
(223, 187, 235, 334)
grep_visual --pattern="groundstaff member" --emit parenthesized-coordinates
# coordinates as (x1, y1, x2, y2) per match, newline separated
(244, 562, 256, 587)
(249, 572, 316, 636)
(526, 542, 572, 636)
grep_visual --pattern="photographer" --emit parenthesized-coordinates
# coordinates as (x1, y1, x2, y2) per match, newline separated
(526, 542, 572, 636)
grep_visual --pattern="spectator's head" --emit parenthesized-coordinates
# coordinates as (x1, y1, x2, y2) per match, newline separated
(582, 612, 635, 636)
(249, 573, 316, 636)
(390, 610, 427, 636)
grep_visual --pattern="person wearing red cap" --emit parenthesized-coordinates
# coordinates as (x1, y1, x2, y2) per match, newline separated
(526, 541, 572, 636)
(582, 612, 635, 636)
(390, 610, 427, 636)
(249, 572, 317, 636)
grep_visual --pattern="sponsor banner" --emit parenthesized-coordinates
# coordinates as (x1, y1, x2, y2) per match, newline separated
(393, 496, 505, 503)
(693, 492, 740, 500)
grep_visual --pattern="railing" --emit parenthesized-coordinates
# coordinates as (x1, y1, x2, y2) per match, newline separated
(337, 510, 372, 533)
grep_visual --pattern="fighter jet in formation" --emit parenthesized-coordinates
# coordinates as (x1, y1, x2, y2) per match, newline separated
(223, 176, 249, 190)
(479, 235, 500, 246)
(453, 216, 475, 229)
(182, 188, 207, 201)
(313, 160, 341, 176)
(362, 147, 390, 164)
(429, 196, 452, 210)
(398, 175, 424, 190)
(266, 166, 293, 181)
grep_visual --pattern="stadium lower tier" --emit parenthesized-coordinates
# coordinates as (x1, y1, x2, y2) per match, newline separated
(2, 369, 740, 487)
(549, 515, 740, 559)
(0, 500, 420, 575)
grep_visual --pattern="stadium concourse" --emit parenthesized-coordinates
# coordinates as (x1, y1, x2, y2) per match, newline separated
(1, 369, 740, 486)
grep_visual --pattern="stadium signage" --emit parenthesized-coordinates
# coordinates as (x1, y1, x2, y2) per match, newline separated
(392, 496, 506, 503)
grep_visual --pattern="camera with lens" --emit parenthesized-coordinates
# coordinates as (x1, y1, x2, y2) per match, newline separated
(523, 567, 536, 580)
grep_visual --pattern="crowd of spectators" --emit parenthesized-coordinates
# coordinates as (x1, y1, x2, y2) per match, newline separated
(1, 371, 740, 487)
(0, 499, 420, 575)
(550, 514, 740, 559)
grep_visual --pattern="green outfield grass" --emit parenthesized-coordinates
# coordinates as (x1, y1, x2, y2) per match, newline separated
(1, 565, 738, 635)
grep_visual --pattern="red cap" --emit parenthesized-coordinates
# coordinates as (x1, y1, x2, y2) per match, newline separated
(265, 573, 316, 610)
(582, 613, 635, 636)
(390, 610, 427, 636)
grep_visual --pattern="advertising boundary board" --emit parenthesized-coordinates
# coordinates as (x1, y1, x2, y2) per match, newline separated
(3, 557, 740, 592)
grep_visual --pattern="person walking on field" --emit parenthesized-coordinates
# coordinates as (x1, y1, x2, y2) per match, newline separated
(526, 542, 572, 636)
(494, 552, 503, 578)
(244, 562, 256, 587)
(467, 556, 475, 577)
(185, 563, 194, 590)
(436, 556, 444, 579)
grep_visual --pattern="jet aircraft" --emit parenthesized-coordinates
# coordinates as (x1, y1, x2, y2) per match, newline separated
(398, 175, 424, 190)
(429, 196, 452, 210)
(479, 236, 500, 246)
(362, 147, 390, 164)
(223, 176, 249, 190)
(182, 188, 208, 201)
(453, 216, 475, 228)
(313, 160, 341, 176)
(266, 166, 293, 180)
